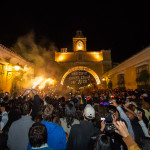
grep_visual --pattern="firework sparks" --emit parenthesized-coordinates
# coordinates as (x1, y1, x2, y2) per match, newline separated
(32, 77, 44, 89)
(32, 77, 55, 89)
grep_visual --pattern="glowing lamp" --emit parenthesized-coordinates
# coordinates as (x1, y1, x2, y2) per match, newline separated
(77, 40, 83, 50)
(102, 77, 106, 81)
(14, 66, 20, 71)
(58, 56, 64, 61)
(77, 45, 83, 50)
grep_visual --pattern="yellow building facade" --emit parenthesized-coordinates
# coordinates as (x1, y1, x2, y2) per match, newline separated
(101, 47, 150, 90)
(0, 44, 32, 93)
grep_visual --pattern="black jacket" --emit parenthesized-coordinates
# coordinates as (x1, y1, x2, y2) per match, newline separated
(67, 120, 101, 150)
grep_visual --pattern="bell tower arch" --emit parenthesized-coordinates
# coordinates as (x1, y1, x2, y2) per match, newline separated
(73, 30, 87, 51)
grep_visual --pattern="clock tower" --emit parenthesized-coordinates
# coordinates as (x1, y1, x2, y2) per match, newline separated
(73, 30, 87, 51)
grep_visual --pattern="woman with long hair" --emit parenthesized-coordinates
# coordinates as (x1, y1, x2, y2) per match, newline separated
(60, 103, 80, 135)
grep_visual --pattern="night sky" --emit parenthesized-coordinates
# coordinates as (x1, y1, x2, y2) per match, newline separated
(0, 1, 150, 63)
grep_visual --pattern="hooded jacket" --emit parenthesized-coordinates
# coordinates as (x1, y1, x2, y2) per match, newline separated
(28, 121, 66, 150)
(41, 121, 66, 150)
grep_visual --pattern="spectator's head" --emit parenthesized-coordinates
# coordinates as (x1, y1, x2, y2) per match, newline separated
(34, 111, 42, 123)
(65, 103, 75, 117)
(21, 101, 32, 116)
(94, 134, 111, 150)
(132, 94, 137, 100)
(108, 107, 120, 120)
(94, 105, 108, 119)
(84, 104, 95, 120)
(65, 103, 76, 127)
(42, 104, 54, 122)
(53, 116, 61, 126)
(142, 97, 150, 110)
(29, 123, 47, 148)
(125, 111, 135, 120)
(140, 93, 148, 100)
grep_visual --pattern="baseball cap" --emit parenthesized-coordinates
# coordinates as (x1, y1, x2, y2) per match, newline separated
(84, 104, 95, 119)
(141, 93, 148, 97)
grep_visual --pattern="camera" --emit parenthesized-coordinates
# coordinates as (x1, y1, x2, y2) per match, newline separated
(105, 123, 117, 131)
(104, 113, 117, 132)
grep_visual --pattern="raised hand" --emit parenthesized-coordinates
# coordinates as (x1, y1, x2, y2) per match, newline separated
(113, 121, 129, 138)
(137, 111, 142, 121)
(23, 89, 31, 96)
(112, 113, 117, 123)
(100, 120, 106, 132)
(109, 99, 118, 107)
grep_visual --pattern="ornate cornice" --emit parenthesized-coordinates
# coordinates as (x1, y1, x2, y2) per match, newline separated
(0, 44, 31, 67)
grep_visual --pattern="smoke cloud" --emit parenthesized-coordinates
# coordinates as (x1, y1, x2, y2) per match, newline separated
(11, 31, 61, 89)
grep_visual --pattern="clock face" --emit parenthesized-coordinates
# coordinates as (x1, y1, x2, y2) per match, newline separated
(77, 40, 84, 50)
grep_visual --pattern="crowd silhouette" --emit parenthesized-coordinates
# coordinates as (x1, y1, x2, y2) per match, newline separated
(0, 88, 150, 150)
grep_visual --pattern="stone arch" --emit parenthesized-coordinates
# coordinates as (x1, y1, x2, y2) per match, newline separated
(60, 66, 100, 85)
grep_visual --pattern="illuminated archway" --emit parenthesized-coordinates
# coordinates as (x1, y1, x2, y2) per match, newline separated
(61, 66, 100, 85)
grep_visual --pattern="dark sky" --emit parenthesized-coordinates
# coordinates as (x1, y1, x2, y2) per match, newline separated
(0, 1, 150, 63)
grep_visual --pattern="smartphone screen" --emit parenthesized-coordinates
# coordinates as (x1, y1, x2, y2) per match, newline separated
(101, 117, 105, 121)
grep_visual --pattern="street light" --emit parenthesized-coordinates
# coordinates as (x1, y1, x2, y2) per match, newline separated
(102, 77, 106, 81)
(13, 66, 20, 71)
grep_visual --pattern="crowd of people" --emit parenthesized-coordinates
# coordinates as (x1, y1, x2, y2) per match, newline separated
(0, 88, 150, 150)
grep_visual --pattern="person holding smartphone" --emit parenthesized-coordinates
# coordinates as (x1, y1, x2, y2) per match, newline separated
(109, 99, 135, 140)
(137, 111, 150, 138)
